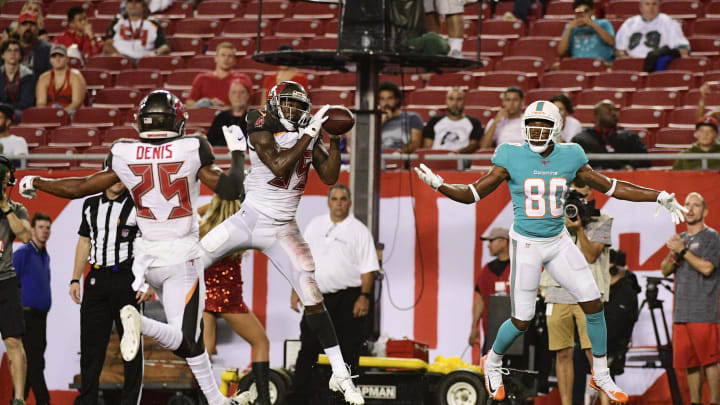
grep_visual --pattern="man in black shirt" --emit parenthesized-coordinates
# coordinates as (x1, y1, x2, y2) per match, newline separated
(69, 179, 142, 405)
(571, 100, 650, 170)
(207, 78, 250, 147)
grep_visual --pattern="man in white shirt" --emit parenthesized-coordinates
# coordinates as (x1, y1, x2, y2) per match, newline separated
(0, 104, 28, 167)
(102, 0, 170, 60)
(289, 184, 379, 405)
(550, 93, 583, 142)
(615, 0, 689, 59)
(479, 87, 525, 148)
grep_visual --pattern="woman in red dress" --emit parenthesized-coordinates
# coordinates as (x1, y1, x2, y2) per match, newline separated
(200, 196, 271, 405)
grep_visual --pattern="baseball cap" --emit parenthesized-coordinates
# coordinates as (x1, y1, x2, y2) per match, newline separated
(18, 10, 38, 24)
(50, 44, 67, 57)
(696, 116, 719, 133)
(231, 73, 253, 93)
(480, 227, 509, 241)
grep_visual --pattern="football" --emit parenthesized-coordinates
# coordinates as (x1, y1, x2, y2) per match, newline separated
(322, 106, 355, 136)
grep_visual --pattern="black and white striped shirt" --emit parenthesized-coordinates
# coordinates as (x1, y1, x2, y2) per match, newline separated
(78, 190, 138, 267)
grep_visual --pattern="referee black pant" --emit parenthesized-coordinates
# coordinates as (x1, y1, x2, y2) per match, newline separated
(23, 308, 50, 405)
(74, 262, 143, 405)
(290, 287, 367, 404)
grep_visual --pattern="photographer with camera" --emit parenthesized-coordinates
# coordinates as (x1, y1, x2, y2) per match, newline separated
(661, 192, 720, 405)
(0, 154, 31, 405)
(540, 180, 613, 405)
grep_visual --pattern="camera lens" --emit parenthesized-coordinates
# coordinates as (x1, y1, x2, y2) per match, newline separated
(565, 204, 578, 219)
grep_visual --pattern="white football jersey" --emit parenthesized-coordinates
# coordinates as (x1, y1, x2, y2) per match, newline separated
(243, 109, 312, 223)
(615, 13, 689, 58)
(109, 136, 215, 241)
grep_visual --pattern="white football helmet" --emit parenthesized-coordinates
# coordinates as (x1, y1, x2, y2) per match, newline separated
(521, 100, 563, 153)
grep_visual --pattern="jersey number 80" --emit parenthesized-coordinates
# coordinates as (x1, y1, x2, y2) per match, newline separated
(523, 177, 567, 218)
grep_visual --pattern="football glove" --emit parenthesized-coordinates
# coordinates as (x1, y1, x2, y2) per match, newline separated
(655, 191, 688, 225)
(414, 163, 444, 191)
(18, 175, 38, 199)
(222, 125, 247, 152)
(301, 104, 330, 139)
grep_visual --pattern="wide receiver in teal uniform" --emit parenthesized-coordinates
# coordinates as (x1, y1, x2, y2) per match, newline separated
(415, 100, 687, 404)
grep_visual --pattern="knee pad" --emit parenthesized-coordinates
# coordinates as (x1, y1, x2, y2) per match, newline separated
(200, 223, 231, 253)
(298, 271, 323, 305)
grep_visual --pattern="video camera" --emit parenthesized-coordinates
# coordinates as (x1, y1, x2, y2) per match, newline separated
(564, 189, 601, 226)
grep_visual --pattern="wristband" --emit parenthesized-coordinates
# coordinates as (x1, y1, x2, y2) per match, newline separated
(604, 178, 617, 197)
(360, 292, 371, 299)
(468, 184, 481, 202)
(70, 279, 80, 285)
(678, 247, 688, 260)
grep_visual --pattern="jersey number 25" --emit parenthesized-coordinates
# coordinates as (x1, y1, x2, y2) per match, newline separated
(524, 177, 567, 218)
(129, 162, 192, 220)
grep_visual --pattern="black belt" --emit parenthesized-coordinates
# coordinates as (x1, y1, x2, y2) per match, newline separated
(91, 259, 133, 272)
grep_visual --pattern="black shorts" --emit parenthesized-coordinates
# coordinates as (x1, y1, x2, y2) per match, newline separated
(0, 277, 25, 339)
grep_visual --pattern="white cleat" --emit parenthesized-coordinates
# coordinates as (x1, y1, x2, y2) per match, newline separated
(329, 373, 365, 405)
(590, 369, 629, 404)
(120, 305, 142, 362)
(226, 391, 252, 405)
(481, 354, 509, 401)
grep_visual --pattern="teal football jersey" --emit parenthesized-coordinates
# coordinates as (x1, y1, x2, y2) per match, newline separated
(492, 142, 589, 238)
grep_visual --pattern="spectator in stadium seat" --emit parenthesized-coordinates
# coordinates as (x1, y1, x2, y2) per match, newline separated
(379, 81, 423, 152)
(696, 83, 720, 122)
(16, 11, 51, 81)
(53, 6, 103, 60)
(425, 0, 465, 57)
(186, 42, 251, 109)
(673, 116, 720, 171)
(260, 45, 310, 103)
(206, 77, 251, 147)
(102, 0, 170, 61)
(0, 104, 29, 165)
(614, 0, 689, 59)
(35, 44, 86, 115)
(6, 1, 47, 42)
(479, 86, 524, 149)
(661, 192, 720, 405)
(550, 93, 583, 142)
(422, 88, 482, 152)
(557, 0, 615, 64)
(0, 39, 36, 121)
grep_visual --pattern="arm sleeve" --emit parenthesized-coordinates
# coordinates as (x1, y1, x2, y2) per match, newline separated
(614, 20, 630, 51)
(667, 19, 690, 50)
(422, 116, 440, 140)
(490, 143, 510, 169)
(469, 116, 484, 141)
(78, 200, 90, 237)
(356, 226, 380, 274)
(104, 17, 119, 41)
(409, 113, 424, 130)
(197, 136, 215, 167)
(598, 19, 615, 37)
(214, 151, 246, 201)
(571, 143, 590, 170)
(151, 20, 168, 48)
(701, 231, 720, 270)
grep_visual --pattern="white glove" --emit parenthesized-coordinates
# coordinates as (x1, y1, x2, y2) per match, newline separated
(655, 191, 688, 225)
(18, 176, 38, 199)
(414, 163, 444, 191)
(222, 125, 246, 152)
(301, 104, 330, 139)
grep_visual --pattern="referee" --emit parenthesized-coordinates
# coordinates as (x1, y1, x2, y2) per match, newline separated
(69, 178, 142, 405)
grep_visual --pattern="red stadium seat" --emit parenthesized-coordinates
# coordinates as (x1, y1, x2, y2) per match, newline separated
(307, 37, 337, 50)
(167, 37, 204, 57)
(407, 89, 448, 108)
(72, 107, 121, 128)
(685, 88, 720, 107)
(320, 73, 356, 90)
(43, 17, 68, 36)
(611, 58, 645, 72)
(243, 1, 294, 19)
(165, 69, 205, 91)
(136, 55, 184, 74)
(196, 0, 243, 19)
(426, 73, 475, 89)
(10, 127, 46, 148)
(540, 71, 589, 92)
(630, 89, 682, 109)
(156, 19, 175, 36)
(463, 38, 509, 58)
(688, 18, 720, 36)
(0, 17, 14, 31)
(258, 36, 306, 52)
(473, 57, 495, 75)
(705, 70, 720, 84)
(688, 36, 720, 57)
(173, 18, 223, 38)
(92, 88, 144, 109)
(185, 55, 215, 70)
(541, 0, 574, 18)
(101, 126, 138, 146)
(186, 108, 221, 128)
(573, 107, 596, 126)
(88, 17, 113, 33)
(525, 88, 574, 105)
(292, 1, 339, 19)
(46, 1, 94, 18)
(495, 56, 547, 77)
(558, 58, 607, 75)
(706, 0, 720, 17)
(464, 108, 496, 125)
(78, 146, 112, 170)
(19, 107, 70, 128)
(667, 106, 698, 129)
(619, 107, 666, 130)
(466, 89, 505, 109)
(153, 1, 193, 19)
(48, 127, 100, 149)
(309, 89, 354, 107)
(605, 0, 640, 18)
(0, 1, 25, 17)
(593, 71, 645, 91)
(412, 107, 443, 123)
(94, 1, 122, 18)
(508, 37, 559, 62)
(378, 73, 426, 92)
(116, 69, 163, 90)
(576, 89, 629, 108)
(645, 70, 694, 91)
(654, 127, 695, 148)
(222, 18, 274, 38)
(274, 18, 324, 38)
(667, 56, 712, 73)
(475, 71, 531, 93)
(607, 18, 625, 33)
(86, 55, 132, 74)
(659, 0, 702, 20)
(26, 146, 77, 169)
(528, 19, 567, 37)
(462, 1, 492, 20)
(83, 69, 113, 90)
(481, 20, 526, 40)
